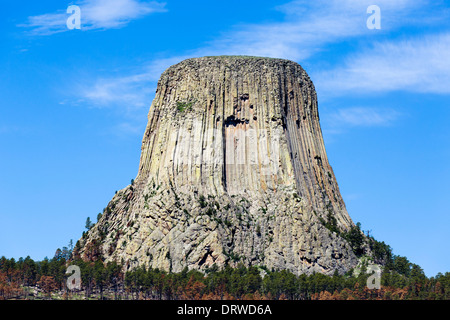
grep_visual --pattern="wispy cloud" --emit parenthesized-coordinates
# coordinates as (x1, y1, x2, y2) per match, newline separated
(321, 107, 402, 140)
(81, 72, 154, 109)
(77, 56, 187, 111)
(324, 107, 401, 128)
(195, 0, 426, 61)
(65, 0, 447, 133)
(82, 0, 424, 110)
(21, 0, 166, 35)
(71, 59, 174, 137)
(197, 0, 448, 97)
(315, 32, 450, 96)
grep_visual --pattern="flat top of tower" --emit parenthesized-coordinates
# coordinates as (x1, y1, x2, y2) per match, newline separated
(183, 55, 297, 64)
(202, 55, 290, 60)
(162, 55, 305, 76)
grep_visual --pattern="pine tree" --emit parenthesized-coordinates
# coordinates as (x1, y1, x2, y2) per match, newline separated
(85, 217, 93, 230)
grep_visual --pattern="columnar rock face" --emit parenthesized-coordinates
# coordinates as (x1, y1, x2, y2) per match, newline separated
(78, 56, 359, 275)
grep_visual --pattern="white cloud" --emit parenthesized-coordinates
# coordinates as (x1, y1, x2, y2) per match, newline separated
(320, 107, 402, 140)
(195, 0, 425, 61)
(315, 32, 450, 95)
(23, 12, 68, 35)
(72, 56, 187, 137)
(324, 107, 401, 127)
(82, 0, 166, 29)
(65, 0, 448, 127)
(77, 55, 187, 110)
(81, 72, 153, 108)
(21, 0, 166, 35)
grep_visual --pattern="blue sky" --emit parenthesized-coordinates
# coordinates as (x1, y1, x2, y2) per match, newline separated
(0, 0, 449, 277)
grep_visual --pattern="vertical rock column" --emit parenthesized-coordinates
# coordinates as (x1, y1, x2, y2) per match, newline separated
(78, 56, 358, 276)
(137, 56, 352, 229)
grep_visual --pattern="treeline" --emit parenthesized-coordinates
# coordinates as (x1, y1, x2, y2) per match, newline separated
(123, 264, 450, 300)
(0, 255, 123, 300)
(1, 253, 449, 300)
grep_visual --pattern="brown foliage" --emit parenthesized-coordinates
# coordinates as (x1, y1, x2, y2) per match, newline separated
(37, 275, 58, 298)
(0, 271, 23, 300)
(180, 276, 206, 300)
(311, 285, 411, 300)
(82, 239, 102, 262)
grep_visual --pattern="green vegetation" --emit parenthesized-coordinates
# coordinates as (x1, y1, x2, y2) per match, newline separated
(342, 223, 365, 256)
(1, 250, 449, 300)
(319, 211, 340, 235)
(318, 212, 387, 262)
(176, 99, 196, 112)
(198, 195, 207, 208)
(256, 224, 262, 236)
(1, 202, 447, 300)
(0, 220, 447, 301)
(85, 217, 93, 231)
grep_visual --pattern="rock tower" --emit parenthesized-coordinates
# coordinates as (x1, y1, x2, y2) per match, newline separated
(78, 56, 359, 275)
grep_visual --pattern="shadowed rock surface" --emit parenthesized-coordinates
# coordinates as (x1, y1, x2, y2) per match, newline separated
(77, 56, 359, 275)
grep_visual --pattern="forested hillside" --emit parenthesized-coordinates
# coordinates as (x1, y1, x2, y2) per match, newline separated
(1, 247, 448, 300)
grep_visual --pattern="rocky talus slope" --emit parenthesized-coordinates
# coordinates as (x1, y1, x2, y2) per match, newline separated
(77, 56, 359, 275)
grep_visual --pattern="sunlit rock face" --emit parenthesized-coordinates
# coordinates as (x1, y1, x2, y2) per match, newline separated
(78, 56, 358, 276)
